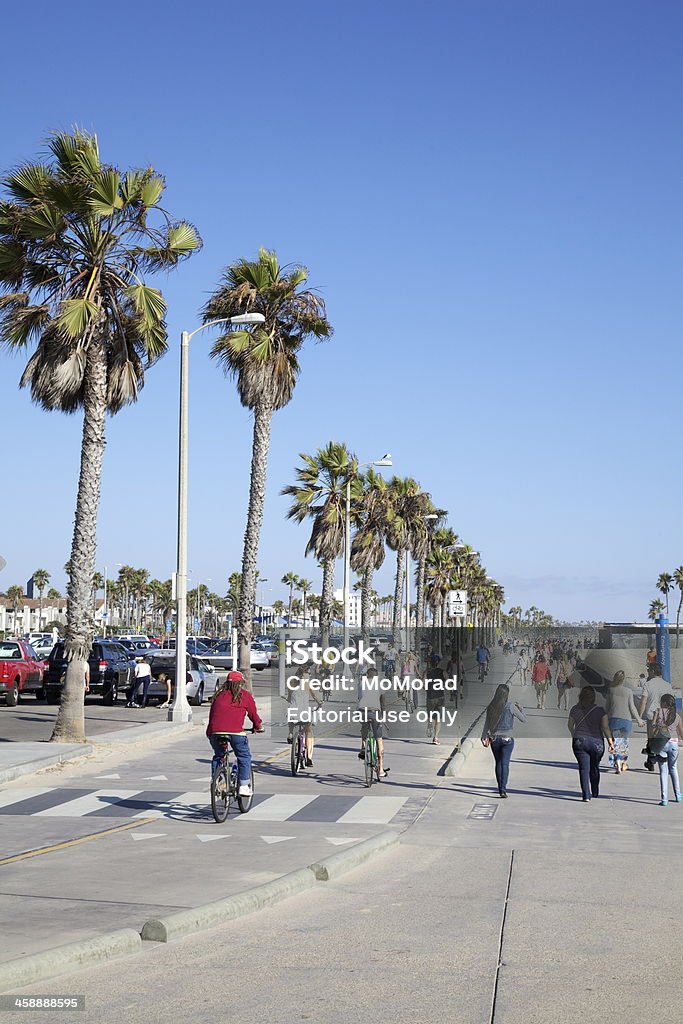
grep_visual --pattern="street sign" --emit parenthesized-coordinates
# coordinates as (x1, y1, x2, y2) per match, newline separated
(193, 618, 200, 631)
(448, 589, 467, 618)
(165, 619, 172, 633)
(101, 611, 108, 619)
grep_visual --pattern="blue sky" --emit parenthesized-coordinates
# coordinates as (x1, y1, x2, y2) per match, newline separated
(1, 0, 681, 622)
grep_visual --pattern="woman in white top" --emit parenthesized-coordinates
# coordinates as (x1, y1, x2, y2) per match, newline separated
(606, 670, 644, 773)
(286, 665, 322, 766)
(516, 649, 529, 686)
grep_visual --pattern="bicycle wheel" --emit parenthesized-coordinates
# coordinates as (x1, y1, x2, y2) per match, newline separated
(291, 730, 301, 776)
(364, 736, 375, 788)
(237, 768, 255, 813)
(210, 766, 229, 823)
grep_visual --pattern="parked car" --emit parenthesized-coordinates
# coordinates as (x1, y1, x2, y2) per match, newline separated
(144, 650, 211, 705)
(31, 636, 58, 660)
(44, 641, 136, 704)
(0, 639, 46, 704)
(165, 638, 214, 657)
(255, 640, 278, 665)
(206, 640, 269, 671)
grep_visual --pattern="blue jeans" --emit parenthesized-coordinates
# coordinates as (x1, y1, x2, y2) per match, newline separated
(491, 737, 514, 794)
(572, 735, 604, 798)
(209, 733, 252, 783)
(129, 674, 151, 707)
(657, 740, 681, 802)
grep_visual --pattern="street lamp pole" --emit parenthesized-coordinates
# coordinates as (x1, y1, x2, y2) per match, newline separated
(171, 313, 265, 723)
(343, 454, 392, 652)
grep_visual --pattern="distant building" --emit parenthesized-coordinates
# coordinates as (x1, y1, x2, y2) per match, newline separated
(334, 589, 361, 627)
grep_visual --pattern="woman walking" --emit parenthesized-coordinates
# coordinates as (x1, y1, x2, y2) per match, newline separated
(568, 686, 614, 801)
(481, 683, 526, 798)
(516, 648, 529, 686)
(606, 670, 643, 773)
(532, 655, 551, 709)
(649, 693, 683, 805)
(555, 653, 573, 711)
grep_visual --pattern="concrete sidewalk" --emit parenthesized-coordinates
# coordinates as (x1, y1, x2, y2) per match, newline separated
(12, 652, 681, 1023)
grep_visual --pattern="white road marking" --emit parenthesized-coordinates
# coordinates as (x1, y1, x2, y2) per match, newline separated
(37, 790, 142, 817)
(143, 775, 168, 781)
(0, 787, 52, 809)
(196, 834, 231, 842)
(337, 797, 407, 824)
(325, 837, 360, 845)
(261, 835, 295, 844)
(236, 794, 318, 822)
(132, 791, 208, 819)
(95, 773, 121, 779)
(131, 832, 167, 841)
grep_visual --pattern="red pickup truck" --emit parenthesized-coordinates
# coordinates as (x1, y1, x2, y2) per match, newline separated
(0, 639, 46, 705)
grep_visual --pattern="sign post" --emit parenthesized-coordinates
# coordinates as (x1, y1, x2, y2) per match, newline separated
(656, 613, 671, 683)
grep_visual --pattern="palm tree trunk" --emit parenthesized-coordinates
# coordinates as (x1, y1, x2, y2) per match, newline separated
(677, 590, 683, 648)
(416, 557, 426, 628)
(320, 557, 335, 649)
(237, 402, 273, 689)
(361, 568, 372, 642)
(392, 549, 405, 638)
(52, 335, 107, 744)
(38, 591, 44, 631)
(288, 585, 293, 627)
(302, 590, 307, 628)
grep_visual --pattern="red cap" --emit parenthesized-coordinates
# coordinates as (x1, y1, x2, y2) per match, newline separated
(227, 670, 244, 683)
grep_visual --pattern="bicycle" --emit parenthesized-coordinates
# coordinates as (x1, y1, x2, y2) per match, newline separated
(290, 721, 309, 776)
(364, 726, 381, 788)
(210, 731, 255, 822)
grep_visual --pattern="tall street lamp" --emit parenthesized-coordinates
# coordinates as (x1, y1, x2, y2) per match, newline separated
(406, 513, 439, 647)
(343, 454, 392, 651)
(171, 313, 265, 723)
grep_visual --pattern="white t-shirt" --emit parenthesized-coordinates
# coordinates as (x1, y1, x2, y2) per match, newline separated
(643, 676, 673, 720)
(357, 674, 382, 712)
(135, 661, 151, 679)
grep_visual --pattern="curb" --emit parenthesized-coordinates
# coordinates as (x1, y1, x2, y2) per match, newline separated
(443, 710, 486, 777)
(0, 721, 197, 787)
(0, 745, 94, 787)
(0, 829, 401, 990)
(143, 829, 400, 942)
(0, 930, 141, 994)
(141, 867, 317, 942)
(309, 829, 399, 881)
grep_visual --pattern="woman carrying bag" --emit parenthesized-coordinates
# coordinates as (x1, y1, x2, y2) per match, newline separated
(481, 683, 526, 798)
(568, 686, 614, 802)
(650, 693, 683, 806)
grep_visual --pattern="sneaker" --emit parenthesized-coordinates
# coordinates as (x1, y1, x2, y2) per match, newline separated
(238, 783, 253, 797)
(305, 758, 313, 767)
(358, 750, 365, 760)
(158, 701, 169, 709)
(660, 800, 668, 806)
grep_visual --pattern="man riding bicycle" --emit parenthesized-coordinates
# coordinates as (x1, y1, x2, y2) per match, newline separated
(476, 643, 491, 681)
(206, 671, 264, 797)
(357, 660, 389, 778)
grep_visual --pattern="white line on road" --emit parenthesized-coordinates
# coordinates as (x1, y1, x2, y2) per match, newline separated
(238, 794, 318, 822)
(132, 791, 208, 819)
(37, 790, 142, 817)
(0, 787, 52, 809)
(337, 797, 407, 824)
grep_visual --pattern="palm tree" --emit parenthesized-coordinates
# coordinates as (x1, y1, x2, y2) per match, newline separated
(150, 579, 173, 635)
(32, 568, 51, 629)
(117, 566, 135, 629)
(298, 578, 313, 628)
(203, 248, 332, 683)
(272, 599, 285, 622)
(307, 594, 321, 628)
(657, 572, 673, 616)
(384, 477, 432, 639)
(282, 442, 357, 648)
(425, 544, 456, 629)
(91, 571, 104, 623)
(350, 469, 389, 640)
(673, 567, 683, 647)
(281, 572, 299, 626)
(649, 598, 665, 622)
(0, 130, 199, 742)
(46, 587, 61, 601)
(6, 584, 24, 635)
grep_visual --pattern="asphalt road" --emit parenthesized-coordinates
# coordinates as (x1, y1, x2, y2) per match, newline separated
(0, 669, 277, 743)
